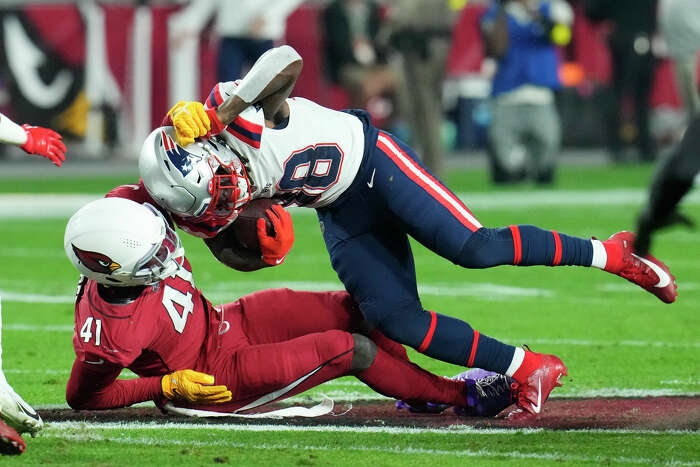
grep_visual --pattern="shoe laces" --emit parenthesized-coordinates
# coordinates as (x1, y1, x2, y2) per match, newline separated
(474, 374, 517, 401)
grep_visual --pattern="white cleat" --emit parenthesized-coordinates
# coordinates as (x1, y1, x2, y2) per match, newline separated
(0, 383, 43, 436)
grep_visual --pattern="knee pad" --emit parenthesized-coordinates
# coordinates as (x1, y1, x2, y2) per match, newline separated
(350, 334, 378, 371)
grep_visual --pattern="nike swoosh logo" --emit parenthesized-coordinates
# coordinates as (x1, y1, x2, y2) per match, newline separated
(15, 399, 40, 421)
(530, 377, 542, 413)
(275, 256, 286, 265)
(367, 168, 376, 188)
(85, 358, 104, 365)
(633, 254, 671, 287)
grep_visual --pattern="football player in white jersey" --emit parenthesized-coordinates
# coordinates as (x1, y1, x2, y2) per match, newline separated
(140, 45, 677, 420)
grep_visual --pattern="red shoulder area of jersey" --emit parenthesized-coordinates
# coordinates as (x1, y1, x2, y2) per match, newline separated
(74, 258, 201, 369)
(226, 116, 262, 149)
(206, 82, 225, 109)
(105, 181, 176, 228)
(105, 181, 154, 205)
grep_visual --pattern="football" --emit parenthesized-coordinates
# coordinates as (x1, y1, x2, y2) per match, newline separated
(228, 198, 277, 254)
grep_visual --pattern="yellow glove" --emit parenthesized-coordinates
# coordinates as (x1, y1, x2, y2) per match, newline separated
(161, 369, 232, 404)
(167, 101, 211, 146)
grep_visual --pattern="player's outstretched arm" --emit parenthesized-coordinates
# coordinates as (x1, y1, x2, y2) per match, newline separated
(166, 46, 302, 146)
(66, 359, 163, 410)
(215, 45, 303, 126)
(0, 113, 66, 166)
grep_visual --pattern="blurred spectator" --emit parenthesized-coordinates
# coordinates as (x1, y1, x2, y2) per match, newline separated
(382, 0, 459, 178)
(658, 0, 700, 117)
(172, 0, 304, 82)
(322, 0, 398, 121)
(584, 0, 658, 161)
(481, 0, 573, 185)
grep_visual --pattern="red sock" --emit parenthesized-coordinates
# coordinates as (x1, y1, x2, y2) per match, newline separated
(357, 346, 465, 407)
(512, 350, 542, 384)
(602, 238, 624, 272)
(369, 329, 409, 361)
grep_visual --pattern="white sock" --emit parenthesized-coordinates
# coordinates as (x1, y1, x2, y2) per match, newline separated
(505, 347, 525, 377)
(590, 239, 607, 269)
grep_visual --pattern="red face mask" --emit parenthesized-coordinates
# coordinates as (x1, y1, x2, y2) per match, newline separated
(197, 154, 251, 225)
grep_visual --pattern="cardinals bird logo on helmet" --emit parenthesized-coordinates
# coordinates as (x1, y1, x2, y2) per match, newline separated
(71, 246, 121, 274)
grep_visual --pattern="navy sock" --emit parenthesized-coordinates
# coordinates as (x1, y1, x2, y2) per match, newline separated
(470, 333, 516, 374)
(419, 312, 515, 371)
(457, 226, 593, 268)
(517, 225, 593, 266)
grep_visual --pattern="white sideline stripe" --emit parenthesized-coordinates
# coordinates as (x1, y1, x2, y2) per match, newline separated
(0, 282, 552, 304)
(284, 388, 700, 399)
(43, 421, 699, 436)
(29, 384, 699, 409)
(0, 194, 99, 218)
(0, 290, 75, 304)
(4, 322, 697, 350)
(38, 432, 700, 466)
(3, 189, 700, 218)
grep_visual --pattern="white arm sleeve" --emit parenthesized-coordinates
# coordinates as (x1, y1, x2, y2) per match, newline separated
(0, 113, 27, 145)
(233, 45, 302, 104)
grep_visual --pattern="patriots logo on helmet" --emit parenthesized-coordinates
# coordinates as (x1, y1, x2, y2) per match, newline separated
(161, 131, 202, 177)
(72, 245, 121, 274)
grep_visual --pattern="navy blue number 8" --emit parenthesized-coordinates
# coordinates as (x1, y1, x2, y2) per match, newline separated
(278, 144, 343, 202)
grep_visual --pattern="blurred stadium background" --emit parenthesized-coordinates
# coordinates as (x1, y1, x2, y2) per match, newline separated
(0, 0, 694, 167)
(0, 1, 698, 463)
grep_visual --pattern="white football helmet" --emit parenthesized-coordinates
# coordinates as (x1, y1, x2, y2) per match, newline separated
(139, 126, 251, 224)
(65, 198, 184, 286)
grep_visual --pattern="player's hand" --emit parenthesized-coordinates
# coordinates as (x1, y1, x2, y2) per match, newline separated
(258, 205, 294, 266)
(20, 125, 66, 167)
(161, 369, 232, 404)
(167, 101, 211, 146)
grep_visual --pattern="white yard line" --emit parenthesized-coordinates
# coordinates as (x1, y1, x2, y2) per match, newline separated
(4, 322, 697, 350)
(39, 426, 700, 466)
(31, 385, 699, 411)
(0, 282, 553, 304)
(43, 420, 699, 436)
(3, 189, 700, 219)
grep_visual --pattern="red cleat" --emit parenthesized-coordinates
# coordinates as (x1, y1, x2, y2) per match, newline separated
(604, 231, 678, 304)
(0, 420, 25, 456)
(506, 350, 567, 420)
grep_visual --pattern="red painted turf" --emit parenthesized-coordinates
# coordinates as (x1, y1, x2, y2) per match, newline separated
(43, 397, 700, 430)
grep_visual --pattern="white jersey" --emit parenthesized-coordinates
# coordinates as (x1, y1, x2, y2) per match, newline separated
(205, 82, 365, 208)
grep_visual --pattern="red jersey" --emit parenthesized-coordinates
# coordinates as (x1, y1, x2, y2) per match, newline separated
(66, 259, 222, 409)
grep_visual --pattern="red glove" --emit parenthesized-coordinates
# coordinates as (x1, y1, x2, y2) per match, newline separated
(257, 205, 294, 265)
(20, 125, 66, 167)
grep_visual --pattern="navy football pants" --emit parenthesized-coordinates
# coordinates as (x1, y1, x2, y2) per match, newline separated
(317, 131, 592, 368)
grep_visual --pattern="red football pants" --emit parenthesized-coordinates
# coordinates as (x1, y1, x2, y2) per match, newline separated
(188, 289, 464, 412)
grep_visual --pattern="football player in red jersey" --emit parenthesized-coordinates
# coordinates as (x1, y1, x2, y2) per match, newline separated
(64, 197, 517, 417)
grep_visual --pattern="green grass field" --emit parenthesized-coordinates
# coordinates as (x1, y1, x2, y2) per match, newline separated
(0, 163, 698, 465)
